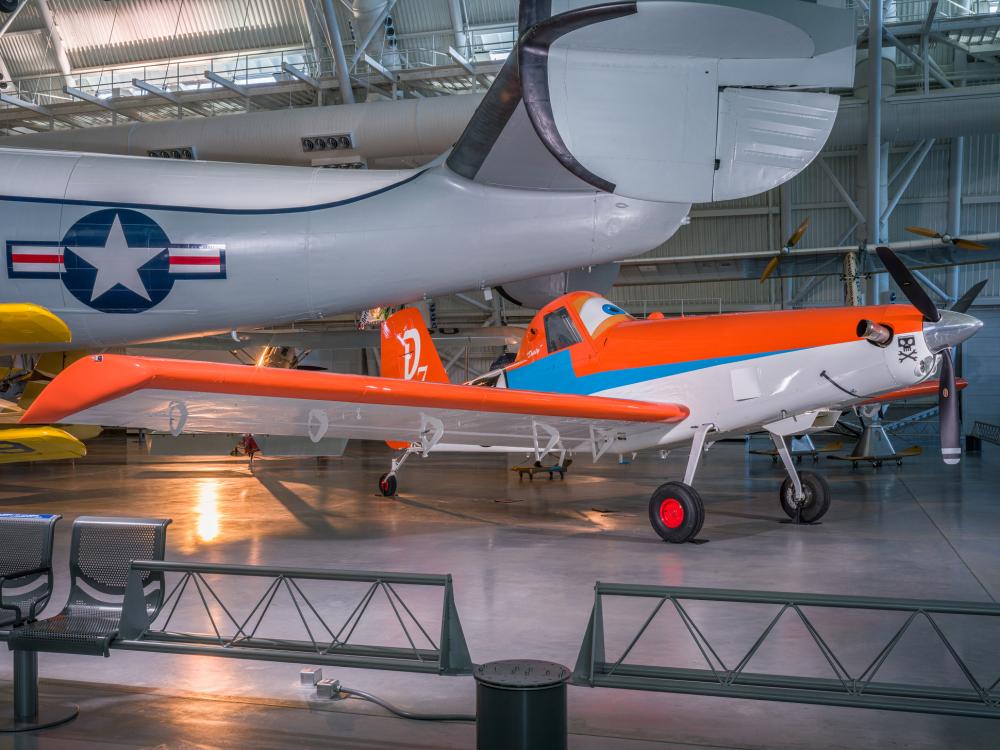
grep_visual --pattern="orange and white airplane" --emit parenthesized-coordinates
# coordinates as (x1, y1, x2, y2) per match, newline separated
(21, 248, 982, 543)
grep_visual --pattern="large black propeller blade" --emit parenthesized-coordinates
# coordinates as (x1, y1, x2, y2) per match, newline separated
(951, 279, 988, 314)
(939, 350, 960, 465)
(875, 246, 940, 322)
(876, 245, 960, 464)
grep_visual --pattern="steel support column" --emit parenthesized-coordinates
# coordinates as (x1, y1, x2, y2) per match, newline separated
(35, 0, 73, 87)
(321, 0, 356, 104)
(882, 139, 935, 224)
(448, 0, 469, 55)
(867, 0, 883, 247)
(947, 137, 964, 301)
(867, 1, 884, 305)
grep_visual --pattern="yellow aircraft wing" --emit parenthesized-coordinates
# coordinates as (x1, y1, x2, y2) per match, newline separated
(0, 426, 86, 463)
(0, 304, 72, 347)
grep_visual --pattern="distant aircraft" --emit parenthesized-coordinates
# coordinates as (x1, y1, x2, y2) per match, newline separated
(617, 224, 1000, 295)
(23, 247, 982, 542)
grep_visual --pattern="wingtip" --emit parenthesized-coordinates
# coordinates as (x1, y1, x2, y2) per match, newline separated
(19, 354, 140, 426)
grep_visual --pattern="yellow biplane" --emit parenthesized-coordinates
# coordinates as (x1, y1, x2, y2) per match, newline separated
(0, 304, 90, 464)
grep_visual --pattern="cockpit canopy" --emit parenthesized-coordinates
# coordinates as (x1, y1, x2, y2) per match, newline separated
(517, 292, 633, 362)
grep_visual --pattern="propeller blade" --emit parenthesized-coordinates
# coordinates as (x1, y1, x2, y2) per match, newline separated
(951, 279, 988, 314)
(905, 226, 943, 240)
(939, 349, 960, 465)
(786, 217, 810, 248)
(759, 256, 781, 283)
(952, 238, 990, 251)
(876, 246, 941, 322)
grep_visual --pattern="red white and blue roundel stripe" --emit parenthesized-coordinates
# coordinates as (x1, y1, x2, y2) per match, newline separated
(7, 243, 65, 276)
(7, 242, 225, 279)
(6, 209, 227, 314)
(165, 244, 226, 279)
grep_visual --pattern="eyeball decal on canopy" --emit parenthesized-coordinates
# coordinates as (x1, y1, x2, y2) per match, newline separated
(576, 295, 633, 339)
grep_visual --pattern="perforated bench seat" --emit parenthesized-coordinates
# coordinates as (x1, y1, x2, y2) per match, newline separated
(7, 516, 170, 657)
(0, 513, 60, 630)
(6, 607, 126, 656)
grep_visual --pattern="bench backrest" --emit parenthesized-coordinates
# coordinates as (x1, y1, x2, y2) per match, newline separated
(68, 517, 171, 615)
(0, 513, 60, 622)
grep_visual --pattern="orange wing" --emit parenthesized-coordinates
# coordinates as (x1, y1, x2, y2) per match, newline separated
(22, 355, 688, 452)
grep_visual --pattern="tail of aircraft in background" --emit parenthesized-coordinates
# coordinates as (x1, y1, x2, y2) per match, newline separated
(448, 0, 855, 202)
(380, 308, 450, 384)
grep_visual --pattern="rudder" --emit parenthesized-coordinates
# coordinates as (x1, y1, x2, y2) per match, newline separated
(380, 308, 449, 383)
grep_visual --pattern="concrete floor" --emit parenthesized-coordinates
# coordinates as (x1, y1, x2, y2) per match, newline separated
(1, 433, 999, 749)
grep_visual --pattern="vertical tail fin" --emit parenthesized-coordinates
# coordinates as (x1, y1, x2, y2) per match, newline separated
(380, 308, 449, 383)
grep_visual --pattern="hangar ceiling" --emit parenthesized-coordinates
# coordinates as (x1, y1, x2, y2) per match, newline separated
(0, 0, 515, 129)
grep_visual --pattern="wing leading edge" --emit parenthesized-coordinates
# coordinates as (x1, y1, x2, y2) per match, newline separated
(21, 355, 688, 451)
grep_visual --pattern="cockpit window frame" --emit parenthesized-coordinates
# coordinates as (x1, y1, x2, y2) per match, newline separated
(543, 306, 583, 354)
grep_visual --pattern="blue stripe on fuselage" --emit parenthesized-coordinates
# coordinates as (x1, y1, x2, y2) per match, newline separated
(0, 169, 426, 216)
(504, 348, 800, 395)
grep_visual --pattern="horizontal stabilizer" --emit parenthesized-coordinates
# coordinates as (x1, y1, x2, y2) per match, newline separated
(860, 379, 968, 406)
(449, 0, 855, 200)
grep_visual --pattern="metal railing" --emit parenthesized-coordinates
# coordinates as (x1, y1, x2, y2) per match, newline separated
(6, 33, 517, 111)
(971, 421, 1000, 445)
(573, 582, 1000, 719)
(117, 561, 473, 675)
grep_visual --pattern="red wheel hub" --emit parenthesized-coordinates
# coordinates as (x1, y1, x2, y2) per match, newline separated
(658, 498, 685, 529)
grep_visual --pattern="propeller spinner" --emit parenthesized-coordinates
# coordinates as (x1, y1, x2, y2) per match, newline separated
(875, 246, 983, 465)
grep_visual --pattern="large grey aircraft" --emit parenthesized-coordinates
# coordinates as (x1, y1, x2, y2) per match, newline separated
(0, 0, 856, 353)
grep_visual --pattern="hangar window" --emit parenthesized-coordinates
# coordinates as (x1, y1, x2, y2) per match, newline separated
(544, 307, 582, 353)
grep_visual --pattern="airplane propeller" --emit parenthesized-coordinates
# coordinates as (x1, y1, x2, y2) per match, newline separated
(951, 279, 988, 314)
(905, 226, 989, 251)
(875, 246, 982, 466)
(759, 218, 810, 283)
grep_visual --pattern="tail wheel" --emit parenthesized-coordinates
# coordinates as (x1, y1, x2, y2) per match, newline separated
(779, 470, 831, 523)
(648, 482, 704, 543)
(378, 473, 397, 497)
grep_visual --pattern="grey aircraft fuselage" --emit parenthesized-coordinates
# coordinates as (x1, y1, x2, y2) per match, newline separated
(0, 147, 688, 352)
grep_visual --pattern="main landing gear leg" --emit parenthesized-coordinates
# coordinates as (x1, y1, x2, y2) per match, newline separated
(770, 432, 831, 525)
(378, 444, 419, 497)
(648, 425, 711, 544)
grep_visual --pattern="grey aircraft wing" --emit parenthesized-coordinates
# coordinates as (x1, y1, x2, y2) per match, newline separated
(615, 234, 1000, 286)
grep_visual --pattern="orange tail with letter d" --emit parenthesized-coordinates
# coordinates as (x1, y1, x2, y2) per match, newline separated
(380, 308, 449, 384)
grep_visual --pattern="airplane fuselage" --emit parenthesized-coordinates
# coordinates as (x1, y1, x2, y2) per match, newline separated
(0, 148, 688, 352)
(502, 301, 946, 453)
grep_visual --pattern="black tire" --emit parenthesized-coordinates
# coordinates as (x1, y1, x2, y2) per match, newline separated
(648, 482, 704, 543)
(378, 473, 397, 497)
(779, 470, 831, 524)
(0, 0, 19, 13)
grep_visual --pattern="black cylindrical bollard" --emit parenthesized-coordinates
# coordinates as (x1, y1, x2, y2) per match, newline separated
(13, 650, 38, 722)
(474, 659, 569, 750)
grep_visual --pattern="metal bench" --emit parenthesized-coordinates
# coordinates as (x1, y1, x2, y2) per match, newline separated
(2, 516, 170, 733)
(7, 516, 171, 657)
(0, 513, 60, 631)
